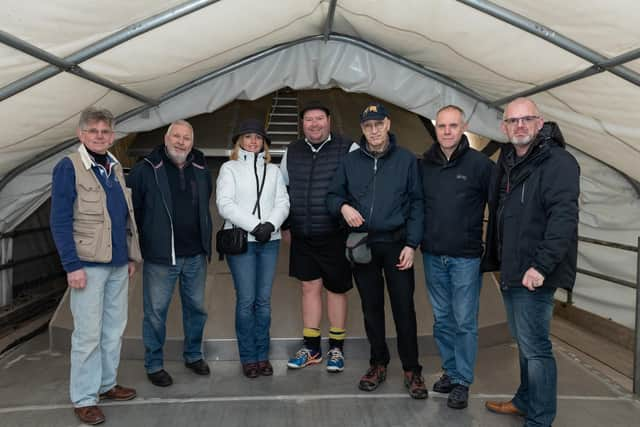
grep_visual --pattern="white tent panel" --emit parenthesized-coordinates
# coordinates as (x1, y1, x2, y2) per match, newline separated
(335, 0, 591, 100)
(0, 45, 48, 88)
(496, 0, 640, 56)
(628, 58, 640, 74)
(0, 73, 142, 176)
(3, 0, 186, 55)
(80, 1, 326, 99)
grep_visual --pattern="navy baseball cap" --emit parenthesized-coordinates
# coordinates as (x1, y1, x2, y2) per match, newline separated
(360, 103, 390, 123)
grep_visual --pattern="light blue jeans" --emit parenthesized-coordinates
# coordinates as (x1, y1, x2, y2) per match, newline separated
(142, 255, 208, 373)
(226, 240, 280, 364)
(69, 264, 129, 407)
(503, 286, 557, 427)
(423, 254, 482, 386)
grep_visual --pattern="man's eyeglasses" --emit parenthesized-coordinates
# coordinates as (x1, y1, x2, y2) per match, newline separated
(82, 128, 114, 137)
(362, 121, 386, 133)
(503, 116, 540, 126)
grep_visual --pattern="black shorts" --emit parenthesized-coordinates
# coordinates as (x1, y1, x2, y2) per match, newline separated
(289, 232, 353, 294)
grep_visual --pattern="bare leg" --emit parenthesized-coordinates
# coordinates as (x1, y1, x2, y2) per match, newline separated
(301, 279, 323, 328)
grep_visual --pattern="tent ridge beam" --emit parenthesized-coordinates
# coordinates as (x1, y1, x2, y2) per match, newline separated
(457, 0, 640, 88)
(0, 0, 219, 102)
(0, 31, 158, 105)
(323, 0, 338, 42)
(489, 48, 640, 107)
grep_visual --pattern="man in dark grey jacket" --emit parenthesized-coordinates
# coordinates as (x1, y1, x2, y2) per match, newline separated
(421, 105, 493, 409)
(482, 98, 580, 427)
(127, 120, 213, 387)
(327, 103, 427, 399)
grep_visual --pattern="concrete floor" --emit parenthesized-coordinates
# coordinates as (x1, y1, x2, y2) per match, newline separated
(1, 331, 639, 427)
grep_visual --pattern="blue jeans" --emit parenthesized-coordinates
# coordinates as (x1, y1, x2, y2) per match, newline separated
(142, 255, 208, 373)
(502, 286, 557, 427)
(226, 240, 280, 364)
(69, 264, 128, 407)
(423, 254, 481, 386)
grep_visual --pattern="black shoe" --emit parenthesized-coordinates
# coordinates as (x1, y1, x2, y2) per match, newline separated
(185, 359, 211, 375)
(147, 369, 173, 387)
(433, 373, 454, 393)
(447, 384, 469, 409)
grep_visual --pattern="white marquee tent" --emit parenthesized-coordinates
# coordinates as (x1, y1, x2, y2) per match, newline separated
(0, 0, 639, 325)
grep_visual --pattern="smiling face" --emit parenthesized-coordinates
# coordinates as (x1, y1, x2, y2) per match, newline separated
(77, 120, 114, 155)
(302, 109, 331, 143)
(239, 132, 264, 153)
(361, 117, 391, 151)
(164, 122, 193, 166)
(435, 107, 467, 159)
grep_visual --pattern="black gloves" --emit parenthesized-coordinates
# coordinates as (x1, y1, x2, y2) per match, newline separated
(251, 222, 275, 243)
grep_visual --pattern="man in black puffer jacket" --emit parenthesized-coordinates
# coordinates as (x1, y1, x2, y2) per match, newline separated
(327, 103, 427, 400)
(482, 98, 580, 427)
(421, 105, 494, 410)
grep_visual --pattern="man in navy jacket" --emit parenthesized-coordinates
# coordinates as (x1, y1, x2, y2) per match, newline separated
(482, 98, 580, 427)
(327, 103, 427, 399)
(421, 105, 493, 409)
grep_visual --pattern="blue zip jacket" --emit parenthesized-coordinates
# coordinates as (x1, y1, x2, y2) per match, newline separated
(326, 133, 424, 248)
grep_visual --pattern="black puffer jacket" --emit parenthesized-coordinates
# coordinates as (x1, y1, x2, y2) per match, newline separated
(481, 122, 580, 289)
(421, 136, 494, 257)
(286, 133, 352, 237)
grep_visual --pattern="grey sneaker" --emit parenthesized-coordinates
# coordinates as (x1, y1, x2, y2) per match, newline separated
(447, 384, 469, 409)
(433, 373, 454, 393)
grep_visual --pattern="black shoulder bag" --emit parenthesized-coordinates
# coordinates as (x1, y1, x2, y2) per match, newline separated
(216, 163, 267, 260)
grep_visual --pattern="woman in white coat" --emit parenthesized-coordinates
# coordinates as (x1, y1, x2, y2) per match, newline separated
(216, 119, 289, 378)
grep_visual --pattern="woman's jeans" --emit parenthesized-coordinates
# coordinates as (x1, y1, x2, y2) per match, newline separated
(226, 240, 280, 364)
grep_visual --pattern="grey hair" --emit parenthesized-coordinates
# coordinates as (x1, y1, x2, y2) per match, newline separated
(166, 119, 194, 141)
(78, 107, 114, 129)
(436, 105, 466, 122)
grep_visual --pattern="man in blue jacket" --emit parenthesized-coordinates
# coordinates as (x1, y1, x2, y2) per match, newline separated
(482, 98, 580, 427)
(421, 105, 493, 409)
(327, 103, 427, 399)
(127, 120, 213, 387)
(51, 107, 141, 425)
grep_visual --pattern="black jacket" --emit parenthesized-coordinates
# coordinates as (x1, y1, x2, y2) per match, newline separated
(326, 133, 424, 248)
(126, 145, 213, 265)
(481, 122, 580, 289)
(421, 136, 494, 257)
(286, 133, 352, 237)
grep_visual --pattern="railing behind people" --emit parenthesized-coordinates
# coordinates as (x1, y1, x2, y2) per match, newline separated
(572, 235, 640, 396)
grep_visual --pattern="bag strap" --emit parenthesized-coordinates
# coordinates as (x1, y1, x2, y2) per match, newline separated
(252, 160, 267, 217)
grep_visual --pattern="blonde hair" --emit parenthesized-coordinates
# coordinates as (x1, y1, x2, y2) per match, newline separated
(229, 140, 271, 163)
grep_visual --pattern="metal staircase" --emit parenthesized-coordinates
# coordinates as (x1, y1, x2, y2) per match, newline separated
(266, 89, 299, 156)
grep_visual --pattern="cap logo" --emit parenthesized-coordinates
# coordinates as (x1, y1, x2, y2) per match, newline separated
(364, 105, 378, 114)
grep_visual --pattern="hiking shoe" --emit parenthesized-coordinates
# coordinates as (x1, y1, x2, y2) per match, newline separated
(404, 371, 429, 399)
(287, 347, 322, 369)
(433, 373, 454, 393)
(326, 348, 345, 372)
(447, 384, 469, 409)
(358, 365, 387, 391)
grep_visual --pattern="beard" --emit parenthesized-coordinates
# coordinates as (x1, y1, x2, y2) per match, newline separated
(510, 134, 534, 145)
(165, 146, 189, 165)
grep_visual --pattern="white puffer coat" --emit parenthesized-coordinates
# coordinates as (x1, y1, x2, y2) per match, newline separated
(216, 149, 289, 242)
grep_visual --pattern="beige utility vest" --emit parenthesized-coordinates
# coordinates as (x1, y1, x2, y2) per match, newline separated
(68, 152, 142, 264)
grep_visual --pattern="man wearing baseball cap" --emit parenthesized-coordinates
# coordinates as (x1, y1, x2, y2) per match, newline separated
(327, 103, 427, 399)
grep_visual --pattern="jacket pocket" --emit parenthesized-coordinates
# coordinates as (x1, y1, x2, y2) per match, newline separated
(76, 183, 103, 218)
(73, 225, 98, 259)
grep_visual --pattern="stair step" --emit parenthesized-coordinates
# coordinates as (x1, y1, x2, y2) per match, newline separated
(270, 113, 298, 117)
(268, 131, 299, 135)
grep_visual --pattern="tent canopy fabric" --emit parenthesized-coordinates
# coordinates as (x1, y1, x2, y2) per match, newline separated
(1, 0, 639, 234)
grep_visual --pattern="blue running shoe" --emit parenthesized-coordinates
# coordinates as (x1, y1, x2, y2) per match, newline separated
(287, 347, 322, 369)
(326, 348, 344, 372)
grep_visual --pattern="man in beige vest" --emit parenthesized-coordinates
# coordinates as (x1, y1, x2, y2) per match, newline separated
(50, 107, 141, 425)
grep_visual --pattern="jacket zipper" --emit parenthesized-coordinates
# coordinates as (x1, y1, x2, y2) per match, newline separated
(368, 157, 378, 223)
(146, 158, 176, 265)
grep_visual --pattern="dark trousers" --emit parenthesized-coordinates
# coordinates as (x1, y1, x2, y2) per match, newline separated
(352, 241, 421, 372)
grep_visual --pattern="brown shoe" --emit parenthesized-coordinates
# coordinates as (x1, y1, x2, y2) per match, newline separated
(99, 384, 137, 401)
(258, 360, 273, 376)
(358, 365, 386, 391)
(485, 400, 525, 416)
(242, 362, 259, 378)
(403, 370, 428, 399)
(74, 405, 105, 425)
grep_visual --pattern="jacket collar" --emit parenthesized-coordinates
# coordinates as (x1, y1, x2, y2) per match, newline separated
(77, 144, 118, 170)
(358, 132, 397, 158)
(146, 144, 206, 169)
(423, 134, 470, 166)
(238, 148, 266, 163)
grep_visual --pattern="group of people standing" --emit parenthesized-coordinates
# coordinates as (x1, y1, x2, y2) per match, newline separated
(50, 95, 579, 427)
